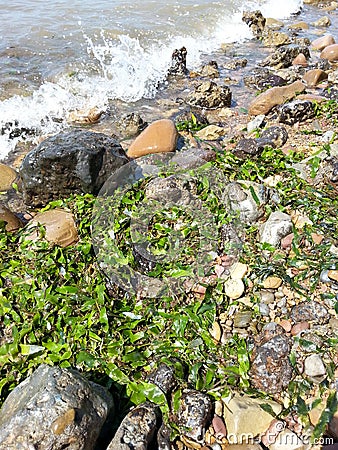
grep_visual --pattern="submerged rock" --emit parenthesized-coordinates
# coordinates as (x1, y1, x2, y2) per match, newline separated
(0, 364, 113, 450)
(20, 130, 128, 207)
(115, 112, 148, 138)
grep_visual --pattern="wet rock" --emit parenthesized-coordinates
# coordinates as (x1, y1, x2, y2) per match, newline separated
(312, 35, 336, 51)
(263, 30, 290, 47)
(321, 44, 338, 62)
(186, 81, 232, 109)
(0, 203, 22, 232)
(223, 393, 282, 441)
(127, 119, 178, 158)
(289, 21, 309, 30)
(177, 390, 212, 444)
(244, 68, 287, 90)
(260, 46, 310, 69)
(200, 61, 219, 78)
(312, 16, 331, 27)
(67, 106, 103, 124)
(20, 130, 128, 207)
(242, 10, 266, 38)
(24, 209, 78, 247)
(304, 354, 327, 378)
(223, 58, 248, 70)
(115, 113, 147, 138)
(146, 364, 176, 395)
(226, 181, 268, 223)
(278, 100, 316, 125)
(0, 163, 18, 192)
(107, 402, 158, 450)
(292, 53, 308, 67)
(249, 323, 292, 394)
(259, 211, 293, 247)
(303, 68, 328, 87)
(0, 364, 113, 450)
(291, 301, 329, 324)
(248, 80, 306, 115)
(168, 47, 188, 76)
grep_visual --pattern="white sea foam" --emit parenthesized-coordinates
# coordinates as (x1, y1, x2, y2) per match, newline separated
(0, 0, 303, 160)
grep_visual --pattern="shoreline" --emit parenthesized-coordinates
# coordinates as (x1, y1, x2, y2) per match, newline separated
(1, 1, 338, 449)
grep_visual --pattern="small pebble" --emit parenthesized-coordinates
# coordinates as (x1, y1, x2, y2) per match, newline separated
(280, 319, 292, 332)
(263, 276, 283, 289)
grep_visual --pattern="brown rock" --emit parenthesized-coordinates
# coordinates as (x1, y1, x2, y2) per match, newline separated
(292, 53, 308, 67)
(321, 44, 338, 62)
(127, 119, 178, 158)
(248, 80, 305, 115)
(289, 22, 309, 30)
(291, 321, 310, 336)
(0, 203, 22, 231)
(25, 209, 78, 247)
(0, 163, 18, 192)
(262, 276, 283, 289)
(281, 233, 294, 249)
(312, 35, 336, 51)
(303, 69, 328, 86)
(279, 319, 292, 333)
(328, 270, 338, 282)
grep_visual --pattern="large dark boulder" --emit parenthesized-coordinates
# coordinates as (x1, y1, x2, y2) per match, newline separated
(20, 130, 129, 206)
(0, 364, 113, 450)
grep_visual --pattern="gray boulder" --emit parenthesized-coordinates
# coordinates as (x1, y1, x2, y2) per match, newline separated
(20, 130, 129, 206)
(0, 364, 113, 450)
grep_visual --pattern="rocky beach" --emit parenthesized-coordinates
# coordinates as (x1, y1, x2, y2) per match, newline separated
(1, 0, 338, 449)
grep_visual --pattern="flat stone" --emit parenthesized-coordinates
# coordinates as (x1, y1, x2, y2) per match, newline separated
(248, 80, 305, 116)
(259, 211, 293, 247)
(312, 16, 331, 27)
(0, 163, 18, 192)
(312, 35, 336, 51)
(25, 209, 78, 247)
(321, 44, 338, 62)
(127, 119, 178, 158)
(223, 393, 282, 441)
(289, 22, 309, 30)
(0, 364, 113, 450)
(291, 321, 310, 336)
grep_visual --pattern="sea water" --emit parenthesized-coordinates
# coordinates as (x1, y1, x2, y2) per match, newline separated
(0, 0, 304, 159)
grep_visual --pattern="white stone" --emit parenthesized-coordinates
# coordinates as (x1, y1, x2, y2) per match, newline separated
(304, 354, 327, 378)
(259, 211, 293, 247)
